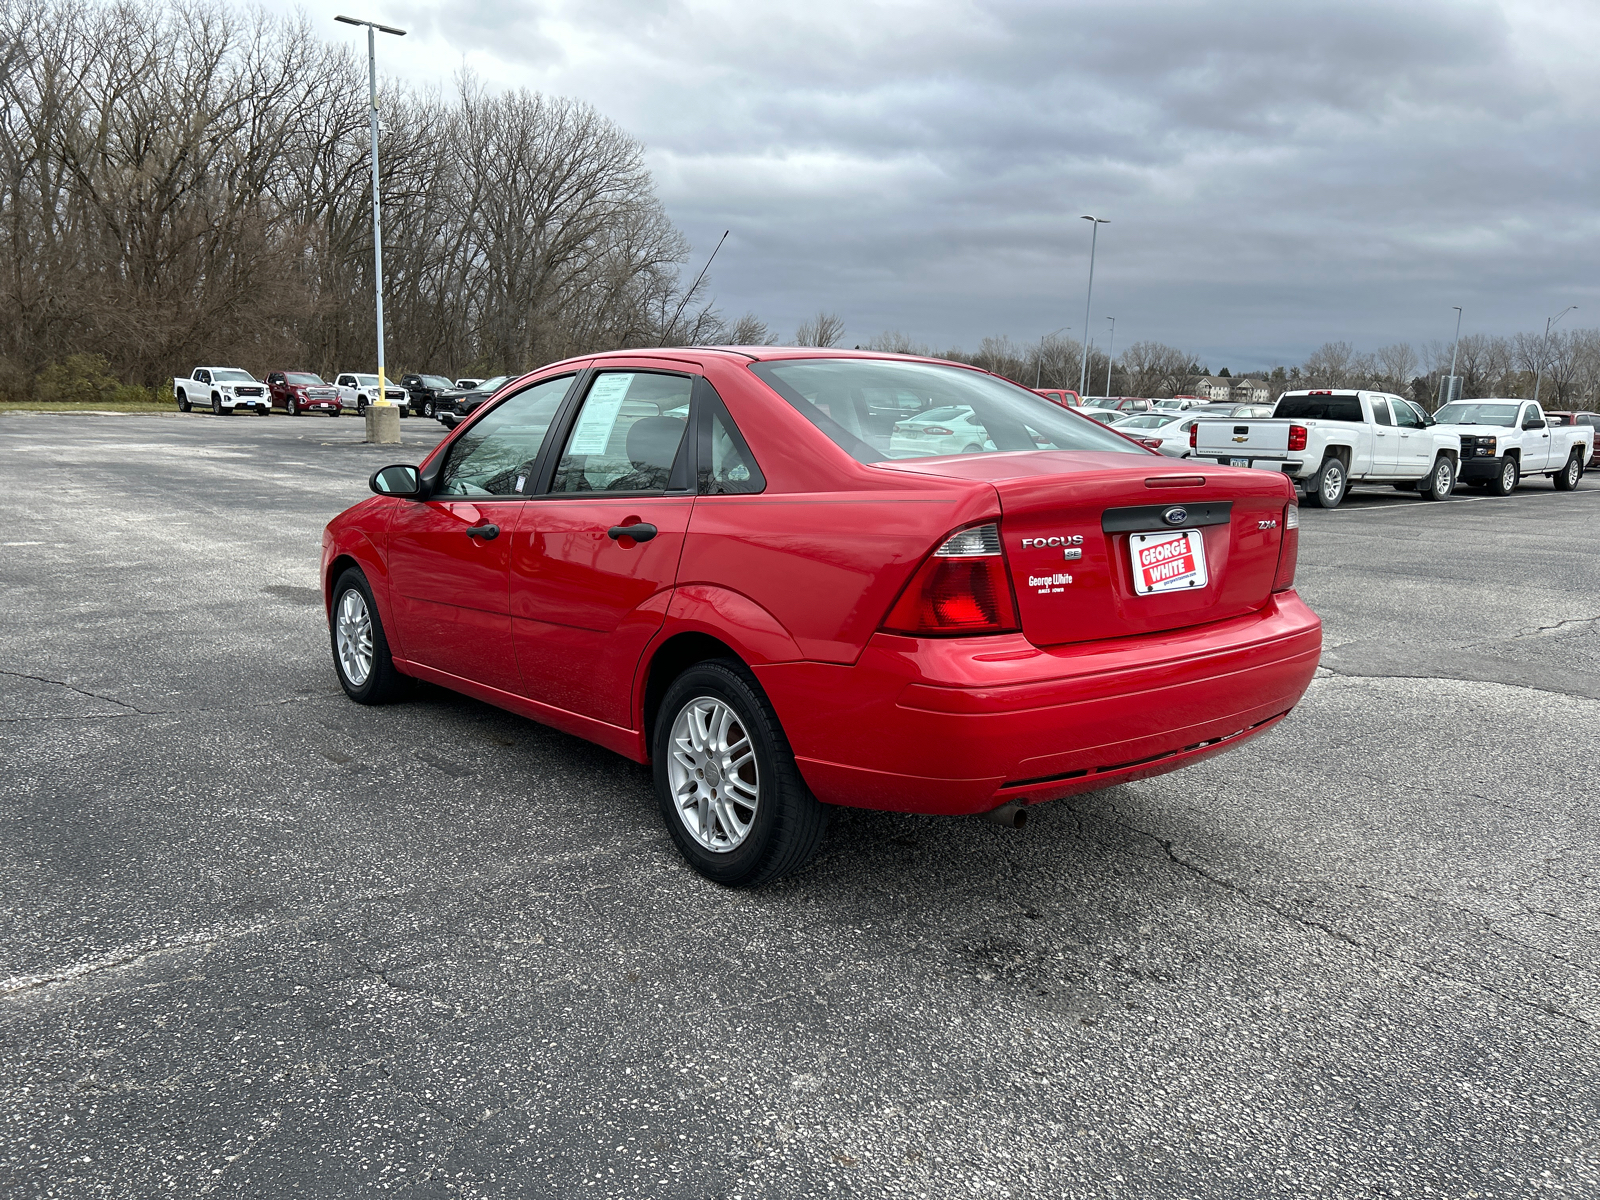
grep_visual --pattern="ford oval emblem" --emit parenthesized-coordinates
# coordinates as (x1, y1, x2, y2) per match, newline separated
(1163, 506, 1188, 526)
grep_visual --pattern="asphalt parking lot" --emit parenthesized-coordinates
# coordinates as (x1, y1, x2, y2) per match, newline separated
(3, 412, 1597, 1199)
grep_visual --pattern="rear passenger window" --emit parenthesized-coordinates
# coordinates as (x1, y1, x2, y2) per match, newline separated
(1371, 399, 1393, 426)
(697, 391, 765, 495)
(550, 372, 691, 493)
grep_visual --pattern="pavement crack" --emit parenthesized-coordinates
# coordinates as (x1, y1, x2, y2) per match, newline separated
(0, 667, 149, 714)
(1513, 614, 1600, 639)
(0, 930, 239, 997)
(1102, 807, 1595, 1032)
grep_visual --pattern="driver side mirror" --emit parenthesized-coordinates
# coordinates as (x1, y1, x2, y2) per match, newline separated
(370, 464, 423, 497)
(1524, 418, 1546, 430)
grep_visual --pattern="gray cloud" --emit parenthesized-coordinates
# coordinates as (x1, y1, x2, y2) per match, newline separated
(309, 0, 1600, 364)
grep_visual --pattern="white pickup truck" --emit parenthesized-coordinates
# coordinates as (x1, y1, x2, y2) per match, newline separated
(1191, 389, 1461, 509)
(1430, 398, 1593, 495)
(173, 367, 271, 416)
(334, 373, 410, 416)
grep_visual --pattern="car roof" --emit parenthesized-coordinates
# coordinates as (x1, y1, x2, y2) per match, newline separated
(535, 345, 987, 373)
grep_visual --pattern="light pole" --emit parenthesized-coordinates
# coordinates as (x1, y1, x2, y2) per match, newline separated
(336, 15, 406, 404)
(1035, 326, 1067, 388)
(1441, 306, 1462, 407)
(1532, 305, 1576, 409)
(1103, 316, 1115, 397)
(1078, 215, 1108, 399)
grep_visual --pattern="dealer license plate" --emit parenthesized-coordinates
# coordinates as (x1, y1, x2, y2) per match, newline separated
(1130, 529, 1209, 595)
(1229, 457, 1250, 467)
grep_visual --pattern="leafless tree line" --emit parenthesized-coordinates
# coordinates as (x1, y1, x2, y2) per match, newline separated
(0, 0, 748, 399)
(844, 326, 1600, 411)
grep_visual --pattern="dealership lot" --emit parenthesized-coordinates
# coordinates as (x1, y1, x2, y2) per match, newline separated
(2, 414, 1597, 1198)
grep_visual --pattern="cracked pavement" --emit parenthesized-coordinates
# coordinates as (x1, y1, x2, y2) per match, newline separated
(2, 413, 1597, 1198)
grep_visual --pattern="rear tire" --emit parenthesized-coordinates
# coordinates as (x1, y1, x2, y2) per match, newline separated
(1418, 455, 1455, 500)
(1490, 457, 1519, 496)
(329, 568, 410, 705)
(1553, 452, 1582, 491)
(653, 660, 827, 888)
(1305, 456, 1347, 509)
(176, 391, 190, 413)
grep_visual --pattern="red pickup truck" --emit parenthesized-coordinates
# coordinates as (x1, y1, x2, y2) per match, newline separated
(265, 371, 343, 416)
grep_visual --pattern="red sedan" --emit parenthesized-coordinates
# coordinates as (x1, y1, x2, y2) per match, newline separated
(323, 349, 1321, 886)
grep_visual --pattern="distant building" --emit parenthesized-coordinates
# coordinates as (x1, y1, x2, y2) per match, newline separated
(1230, 377, 1271, 404)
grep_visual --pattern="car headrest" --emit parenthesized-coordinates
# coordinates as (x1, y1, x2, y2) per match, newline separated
(626, 416, 686, 470)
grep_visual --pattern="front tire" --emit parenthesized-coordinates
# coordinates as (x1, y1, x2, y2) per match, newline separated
(653, 660, 827, 888)
(288, 398, 299, 416)
(1553, 452, 1582, 491)
(1419, 455, 1455, 500)
(1490, 457, 1519, 497)
(356, 395, 368, 415)
(422, 399, 435, 418)
(211, 393, 222, 416)
(329, 569, 409, 704)
(1305, 456, 1347, 509)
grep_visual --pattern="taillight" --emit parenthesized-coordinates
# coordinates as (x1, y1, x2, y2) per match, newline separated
(1138, 437, 1163, 450)
(882, 523, 1019, 636)
(922, 426, 953, 435)
(1189, 423, 1198, 449)
(1271, 504, 1299, 592)
(1288, 424, 1307, 452)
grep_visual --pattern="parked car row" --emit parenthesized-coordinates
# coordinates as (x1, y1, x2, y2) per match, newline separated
(1187, 390, 1592, 507)
(172, 366, 506, 419)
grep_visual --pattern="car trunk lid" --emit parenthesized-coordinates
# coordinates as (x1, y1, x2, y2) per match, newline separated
(877, 452, 1295, 645)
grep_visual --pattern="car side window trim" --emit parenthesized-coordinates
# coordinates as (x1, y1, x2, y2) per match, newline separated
(527, 368, 695, 499)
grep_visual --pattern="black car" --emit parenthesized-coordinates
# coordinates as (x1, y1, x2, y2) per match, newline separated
(399, 373, 458, 419)
(437, 375, 512, 427)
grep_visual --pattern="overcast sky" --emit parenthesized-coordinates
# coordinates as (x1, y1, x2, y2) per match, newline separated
(298, 0, 1599, 368)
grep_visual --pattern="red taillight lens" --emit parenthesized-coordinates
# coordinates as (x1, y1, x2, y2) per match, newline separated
(1138, 437, 1163, 450)
(1271, 503, 1299, 592)
(1287, 424, 1307, 452)
(1189, 423, 1198, 449)
(882, 523, 1019, 636)
(921, 426, 953, 436)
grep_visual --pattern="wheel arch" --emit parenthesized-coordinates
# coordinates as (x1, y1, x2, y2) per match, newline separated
(641, 631, 745, 751)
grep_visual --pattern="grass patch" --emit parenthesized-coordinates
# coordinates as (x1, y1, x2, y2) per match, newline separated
(0, 399, 176, 414)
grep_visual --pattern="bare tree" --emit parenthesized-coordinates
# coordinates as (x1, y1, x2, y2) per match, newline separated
(794, 311, 845, 348)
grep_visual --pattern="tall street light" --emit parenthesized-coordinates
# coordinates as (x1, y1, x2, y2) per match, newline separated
(1532, 305, 1576, 409)
(336, 15, 406, 403)
(1078, 215, 1108, 399)
(1035, 326, 1067, 388)
(1103, 316, 1115, 398)
(1442, 306, 1462, 407)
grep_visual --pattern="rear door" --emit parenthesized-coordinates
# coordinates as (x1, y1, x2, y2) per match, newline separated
(511, 368, 696, 727)
(385, 374, 576, 693)
(1368, 396, 1401, 475)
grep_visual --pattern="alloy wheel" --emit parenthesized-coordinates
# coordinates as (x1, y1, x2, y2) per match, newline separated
(1321, 464, 1343, 505)
(667, 697, 760, 853)
(335, 588, 374, 687)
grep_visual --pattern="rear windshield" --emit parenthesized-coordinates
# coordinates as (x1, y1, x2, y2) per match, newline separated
(1275, 395, 1363, 421)
(749, 359, 1144, 462)
(1116, 414, 1179, 429)
(1434, 402, 1518, 427)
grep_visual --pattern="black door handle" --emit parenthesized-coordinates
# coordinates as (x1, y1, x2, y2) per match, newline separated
(608, 523, 658, 543)
(465, 523, 499, 540)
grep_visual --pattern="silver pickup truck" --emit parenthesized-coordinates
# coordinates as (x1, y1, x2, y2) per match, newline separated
(1192, 389, 1461, 509)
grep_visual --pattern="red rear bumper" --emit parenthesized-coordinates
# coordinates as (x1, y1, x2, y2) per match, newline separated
(755, 592, 1322, 816)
